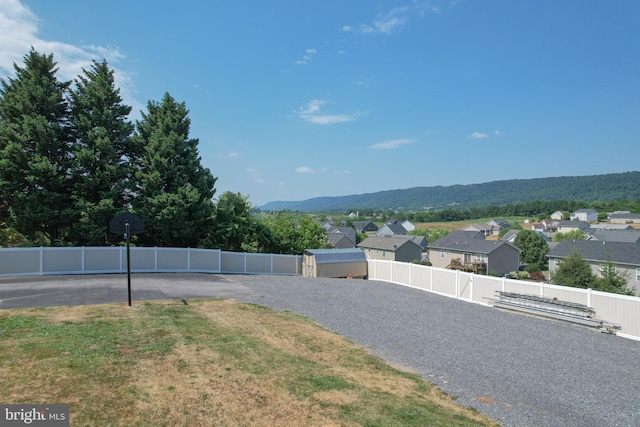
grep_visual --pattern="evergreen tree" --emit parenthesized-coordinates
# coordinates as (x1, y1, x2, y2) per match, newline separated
(513, 229, 549, 267)
(69, 60, 134, 245)
(131, 93, 216, 247)
(0, 49, 75, 244)
(597, 251, 634, 295)
(551, 249, 597, 289)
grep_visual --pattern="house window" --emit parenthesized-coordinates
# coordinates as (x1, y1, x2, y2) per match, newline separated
(636, 268, 640, 282)
(463, 253, 471, 263)
(440, 249, 445, 258)
(477, 254, 486, 264)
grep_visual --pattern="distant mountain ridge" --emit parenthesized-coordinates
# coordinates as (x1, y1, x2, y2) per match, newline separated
(259, 171, 640, 212)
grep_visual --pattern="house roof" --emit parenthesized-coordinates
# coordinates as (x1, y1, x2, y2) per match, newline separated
(327, 233, 355, 247)
(352, 220, 378, 231)
(392, 235, 428, 250)
(500, 230, 520, 241)
(586, 229, 640, 244)
(547, 240, 640, 266)
(303, 248, 366, 264)
(328, 226, 355, 235)
(429, 231, 519, 254)
(574, 209, 597, 214)
(558, 220, 590, 230)
(357, 235, 420, 251)
(610, 213, 640, 220)
(378, 223, 407, 234)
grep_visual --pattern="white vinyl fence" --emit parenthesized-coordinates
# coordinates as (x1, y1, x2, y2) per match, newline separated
(367, 259, 640, 341)
(2, 247, 638, 341)
(0, 246, 301, 277)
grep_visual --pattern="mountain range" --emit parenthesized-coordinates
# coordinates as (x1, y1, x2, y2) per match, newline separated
(259, 171, 640, 212)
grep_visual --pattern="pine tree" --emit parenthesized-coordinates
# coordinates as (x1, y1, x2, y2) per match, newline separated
(131, 93, 216, 247)
(0, 49, 75, 244)
(69, 60, 134, 245)
(551, 249, 597, 289)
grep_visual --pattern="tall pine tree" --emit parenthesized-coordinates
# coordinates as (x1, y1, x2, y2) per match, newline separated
(131, 93, 216, 247)
(0, 49, 75, 245)
(69, 60, 134, 245)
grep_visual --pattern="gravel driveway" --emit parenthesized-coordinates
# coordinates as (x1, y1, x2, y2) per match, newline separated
(227, 274, 640, 427)
(1, 272, 639, 426)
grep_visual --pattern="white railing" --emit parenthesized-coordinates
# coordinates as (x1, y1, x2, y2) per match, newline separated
(0, 246, 301, 277)
(367, 259, 640, 341)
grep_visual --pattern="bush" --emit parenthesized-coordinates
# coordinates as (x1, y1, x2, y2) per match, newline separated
(523, 263, 541, 273)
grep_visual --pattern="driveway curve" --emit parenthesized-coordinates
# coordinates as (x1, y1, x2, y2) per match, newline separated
(1, 272, 639, 427)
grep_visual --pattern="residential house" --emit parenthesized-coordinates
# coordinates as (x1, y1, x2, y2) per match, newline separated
(551, 211, 564, 220)
(488, 219, 511, 229)
(609, 212, 640, 224)
(376, 222, 407, 236)
(570, 209, 598, 223)
(428, 230, 520, 276)
(586, 229, 640, 244)
(320, 220, 335, 230)
(357, 235, 422, 262)
(401, 220, 416, 232)
(589, 224, 633, 231)
(327, 226, 357, 245)
(547, 240, 640, 296)
(327, 233, 355, 249)
(500, 230, 550, 244)
(542, 219, 561, 233)
(352, 221, 378, 234)
(557, 220, 591, 234)
(462, 223, 498, 236)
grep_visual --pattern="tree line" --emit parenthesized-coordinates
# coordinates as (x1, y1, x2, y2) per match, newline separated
(0, 49, 330, 253)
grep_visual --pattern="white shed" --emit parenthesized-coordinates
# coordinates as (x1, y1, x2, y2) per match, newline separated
(302, 248, 368, 278)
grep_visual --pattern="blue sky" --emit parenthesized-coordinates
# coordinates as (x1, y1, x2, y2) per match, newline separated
(1, 1, 638, 207)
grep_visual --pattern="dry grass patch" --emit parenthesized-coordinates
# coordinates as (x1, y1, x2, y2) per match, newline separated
(0, 299, 498, 426)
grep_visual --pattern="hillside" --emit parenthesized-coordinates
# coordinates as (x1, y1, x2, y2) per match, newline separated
(259, 171, 640, 212)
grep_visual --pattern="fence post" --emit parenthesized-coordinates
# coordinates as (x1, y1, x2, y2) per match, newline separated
(587, 288, 592, 307)
(455, 269, 460, 299)
(244, 252, 247, 273)
(469, 273, 473, 302)
(430, 266, 433, 291)
(502, 276, 506, 292)
(154, 247, 158, 271)
(40, 247, 44, 275)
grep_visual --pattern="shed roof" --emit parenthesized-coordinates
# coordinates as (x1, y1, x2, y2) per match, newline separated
(303, 248, 366, 264)
(357, 235, 420, 251)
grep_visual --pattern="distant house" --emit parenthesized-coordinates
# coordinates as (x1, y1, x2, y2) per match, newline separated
(462, 223, 498, 236)
(586, 229, 640, 244)
(547, 240, 640, 295)
(589, 224, 633, 231)
(557, 220, 591, 234)
(500, 230, 520, 243)
(327, 233, 356, 249)
(551, 211, 564, 220)
(357, 235, 422, 263)
(327, 226, 357, 245)
(376, 222, 407, 236)
(609, 212, 640, 224)
(352, 221, 378, 234)
(488, 219, 511, 229)
(428, 230, 520, 276)
(542, 219, 561, 233)
(401, 220, 416, 232)
(570, 209, 597, 223)
(320, 220, 335, 230)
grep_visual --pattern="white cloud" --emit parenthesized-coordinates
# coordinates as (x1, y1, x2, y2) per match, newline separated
(295, 99, 360, 125)
(493, 130, 505, 136)
(296, 47, 317, 65)
(255, 178, 266, 184)
(296, 166, 314, 173)
(469, 132, 489, 140)
(334, 169, 352, 175)
(0, 0, 142, 115)
(370, 138, 415, 150)
(229, 151, 240, 158)
(346, 2, 443, 36)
